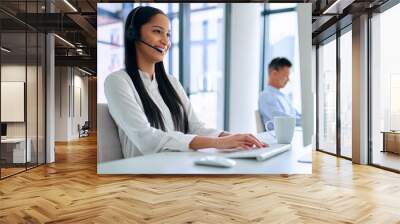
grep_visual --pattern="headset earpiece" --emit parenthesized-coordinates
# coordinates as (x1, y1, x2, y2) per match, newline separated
(126, 6, 143, 41)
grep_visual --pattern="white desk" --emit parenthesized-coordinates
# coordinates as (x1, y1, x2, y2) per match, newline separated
(97, 131, 312, 174)
(1, 138, 31, 163)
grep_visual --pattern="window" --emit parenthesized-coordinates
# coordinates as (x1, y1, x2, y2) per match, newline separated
(340, 29, 352, 158)
(261, 4, 301, 116)
(0, 0, 46, 179)
(315, 23, 356, 160)
(97, 3, 226, 129)
(97, 3, 180, 104)
(188, 4, 225, 129)
(147, 3, 179, 79)
(97, 3, 125, 104)
(317, 37, 337, 155)
(269, 3, 297, 10)
(371, 3, 400, 171)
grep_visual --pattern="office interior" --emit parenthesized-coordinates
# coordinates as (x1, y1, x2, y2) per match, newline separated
(0, 0, 96, 179)
(0, 0, 399, 222)
(96, 2, 313, 170)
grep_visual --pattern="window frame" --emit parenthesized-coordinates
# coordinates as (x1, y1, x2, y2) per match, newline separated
(315, 24, 353, 161)
(368, 0, 400, 173)
(180, 3, 228, 130)
(0, 0, 47, 180)
(259, 4, 296, 93)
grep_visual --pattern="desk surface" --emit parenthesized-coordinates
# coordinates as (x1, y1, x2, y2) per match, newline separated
(381, 131, 400, 134)
(97, 131, 312, 174)
(1, 138, 27, 143)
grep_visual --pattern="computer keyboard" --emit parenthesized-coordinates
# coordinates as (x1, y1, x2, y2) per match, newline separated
(223, 144, 291, 161)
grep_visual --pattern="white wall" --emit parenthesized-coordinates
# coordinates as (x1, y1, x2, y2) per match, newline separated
(1, 65, 40, 135)
(55, 67, 89, 141)
(55, 67, 68, 141)
(312, 45, 317, 149)
(46, 5, 55, 163)
(1, 82, 25, 122)
(72, 73, 89, 137)
(1, 66, 26, 135)
(297, 4, 313, 146)
(228, 4, 261, 133)
(2, 63, 47, 163)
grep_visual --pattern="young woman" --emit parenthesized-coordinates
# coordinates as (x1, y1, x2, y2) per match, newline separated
(104, 6, 267, 158)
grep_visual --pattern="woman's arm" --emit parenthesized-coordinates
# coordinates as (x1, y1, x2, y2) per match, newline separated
(164, 76, 266, 150)
(168, 76, 223, 137)
(190, 134, 267, 150)
(189, 136, 218, 149)
(105, 72, 197, 155)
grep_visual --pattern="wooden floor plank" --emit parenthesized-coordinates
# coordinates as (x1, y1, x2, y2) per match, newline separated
(0, 134, 400, 223)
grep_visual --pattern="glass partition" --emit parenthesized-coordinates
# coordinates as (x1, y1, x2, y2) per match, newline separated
(27, 30, 38, 169)
(370, 3, 400, 171)
(339, 29, 352, 158)
(1, 30, 28, 177)
(0, 0, 46, 179)
(317, 37, 337, 155)
(38, 32, 45, 165)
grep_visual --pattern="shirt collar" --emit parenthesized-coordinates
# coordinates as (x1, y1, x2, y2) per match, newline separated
(138, 69, 157, 89)
(266, 84, 282, 94)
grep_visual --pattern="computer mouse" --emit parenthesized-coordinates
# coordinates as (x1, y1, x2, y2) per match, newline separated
(194, 156, 236, 168)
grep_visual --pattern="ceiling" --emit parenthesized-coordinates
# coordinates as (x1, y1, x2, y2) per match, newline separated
(1, 0, 396, 74)
(0, 0, 97, 74)
(310, 0, 391, 43)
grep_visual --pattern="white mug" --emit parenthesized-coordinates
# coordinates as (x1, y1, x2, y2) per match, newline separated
(265, 116, 296, 144)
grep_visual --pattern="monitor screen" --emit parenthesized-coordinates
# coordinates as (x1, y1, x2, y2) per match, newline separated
(1, 123, 7, 137)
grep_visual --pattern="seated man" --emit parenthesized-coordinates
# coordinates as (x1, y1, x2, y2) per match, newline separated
(258, 57, 301, 130)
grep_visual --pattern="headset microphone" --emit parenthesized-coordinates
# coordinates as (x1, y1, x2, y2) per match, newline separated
(127, 7, 166, 54)
(138, 39, 164, 53)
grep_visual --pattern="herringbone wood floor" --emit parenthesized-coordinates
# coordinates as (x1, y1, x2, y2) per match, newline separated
(1, 134, 400, 224)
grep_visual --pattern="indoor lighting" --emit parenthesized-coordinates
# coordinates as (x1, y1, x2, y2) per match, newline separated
(78, 67, 93, 76)
(76, 48, 87, 56)
(63, 0, 78, 12)
(322, 0, 346, 14)
(1, 47, 11, 53)
(54, 34, 75, 48)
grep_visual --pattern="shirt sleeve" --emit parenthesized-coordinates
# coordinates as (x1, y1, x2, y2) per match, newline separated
(295, 109, 302, 126)
(168, 76, 223, 137)
(259, 91, 293, 130)
(104, 73, 197, 155)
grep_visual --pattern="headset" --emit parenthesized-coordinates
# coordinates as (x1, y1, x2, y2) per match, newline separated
(126, 6, 142, 41)
(126, 6, 164, 53)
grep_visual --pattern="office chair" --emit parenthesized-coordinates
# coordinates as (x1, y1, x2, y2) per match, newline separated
(78, 121, 90, 138)
(254, 110, 266, 133)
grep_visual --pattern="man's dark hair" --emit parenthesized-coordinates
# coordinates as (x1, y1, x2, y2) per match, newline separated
(268, 57, 292, 73)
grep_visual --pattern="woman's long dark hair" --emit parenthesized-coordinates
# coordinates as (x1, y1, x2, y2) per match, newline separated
(124, 6, 189, 133)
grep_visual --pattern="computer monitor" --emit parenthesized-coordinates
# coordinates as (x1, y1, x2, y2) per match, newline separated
(1, 123, 7, 137)
(298, 4, 314, 147)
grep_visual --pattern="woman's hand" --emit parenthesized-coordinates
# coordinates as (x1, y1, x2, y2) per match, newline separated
(214, 134, 268, 150)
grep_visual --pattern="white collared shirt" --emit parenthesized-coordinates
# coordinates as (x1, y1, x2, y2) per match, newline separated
(104, 69, 222, 158)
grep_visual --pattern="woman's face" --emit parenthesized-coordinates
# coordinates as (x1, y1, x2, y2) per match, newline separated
(136, 14, 171, 63)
